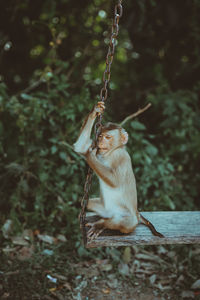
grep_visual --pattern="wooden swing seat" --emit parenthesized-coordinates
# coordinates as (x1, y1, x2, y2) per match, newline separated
(85, 211, 200, 248)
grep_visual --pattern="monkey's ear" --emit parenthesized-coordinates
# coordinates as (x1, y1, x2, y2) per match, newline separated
(121, 130, 128, 145)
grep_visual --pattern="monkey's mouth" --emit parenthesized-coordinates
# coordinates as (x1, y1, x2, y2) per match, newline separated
(98, 146, 108, 151)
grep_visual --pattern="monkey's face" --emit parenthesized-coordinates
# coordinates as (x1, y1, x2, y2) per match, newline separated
(98, 129, 120, 153)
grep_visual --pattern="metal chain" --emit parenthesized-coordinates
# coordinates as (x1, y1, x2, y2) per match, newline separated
(95, 0, 123, 138)
(79, 0, 123, 245)
(79, 166, 93, 245)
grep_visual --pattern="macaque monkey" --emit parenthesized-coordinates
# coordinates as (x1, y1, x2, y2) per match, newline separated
(74, 102, 164, 238)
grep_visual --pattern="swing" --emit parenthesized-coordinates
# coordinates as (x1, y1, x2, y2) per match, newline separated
(79, 0, 200, 248)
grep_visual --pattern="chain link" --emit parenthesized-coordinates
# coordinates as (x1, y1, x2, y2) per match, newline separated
(79, 167, 93, 245)
(79, 0, 123, 245)
(100, 0, 123, 104)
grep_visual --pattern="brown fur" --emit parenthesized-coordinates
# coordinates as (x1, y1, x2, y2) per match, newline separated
(101, 122, 122, 132)
(86, 151, 116, 188)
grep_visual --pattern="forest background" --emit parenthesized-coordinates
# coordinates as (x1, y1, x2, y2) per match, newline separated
(0, 0, 200, 298)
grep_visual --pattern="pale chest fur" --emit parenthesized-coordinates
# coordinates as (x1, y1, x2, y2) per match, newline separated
(97, 149, 137, 215)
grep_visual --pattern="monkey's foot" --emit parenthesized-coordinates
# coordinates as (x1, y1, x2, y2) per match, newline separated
(86, 222, 105, 241)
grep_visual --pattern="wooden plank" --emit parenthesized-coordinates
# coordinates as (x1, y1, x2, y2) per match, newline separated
(85, 211, 200, 248)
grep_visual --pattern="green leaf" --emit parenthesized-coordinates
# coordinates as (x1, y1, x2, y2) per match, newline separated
(20, 93, 33, 100)
(51, 145, 57, 154)
(164, 195, 176, 210)
(59, 151, 68, 161)
(39, 172, 49, 182)
(146, 145, 158, 156)
(130, 121, 146, 130)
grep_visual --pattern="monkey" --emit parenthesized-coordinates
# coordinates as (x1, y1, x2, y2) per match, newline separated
(73, 101, 164, 239)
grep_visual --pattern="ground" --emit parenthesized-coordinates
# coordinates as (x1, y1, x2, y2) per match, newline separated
(0, 230, 200, 300)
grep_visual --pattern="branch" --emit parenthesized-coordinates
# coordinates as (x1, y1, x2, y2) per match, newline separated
(61, 141, 85, 160)
(120, 103, 152, 126)
(17, 67, 63, 96)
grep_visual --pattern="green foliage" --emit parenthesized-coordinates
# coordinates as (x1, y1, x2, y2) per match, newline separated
(125, 90, 200, 211)
(0, 67, 93, 239)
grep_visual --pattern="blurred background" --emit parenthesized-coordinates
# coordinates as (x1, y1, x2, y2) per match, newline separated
(0, 0, 200, 247)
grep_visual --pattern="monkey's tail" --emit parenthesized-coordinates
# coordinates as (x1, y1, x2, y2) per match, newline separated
(139, 213, 164, 238)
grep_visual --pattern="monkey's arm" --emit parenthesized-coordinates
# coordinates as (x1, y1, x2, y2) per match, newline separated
(73, 102, 105, 154)
(73, 111, 96, 154)
(86, 149, 117, 188)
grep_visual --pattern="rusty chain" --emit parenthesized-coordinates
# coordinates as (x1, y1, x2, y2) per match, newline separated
(79, 0, 123, 245)
(95, 0, 123, 139)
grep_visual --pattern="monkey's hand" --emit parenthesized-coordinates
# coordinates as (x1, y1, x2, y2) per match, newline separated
(89, 147, 97, 156)
(87, 147, 97, 162)
(86, 147, 116, 188)
(91, 101, 105, 119)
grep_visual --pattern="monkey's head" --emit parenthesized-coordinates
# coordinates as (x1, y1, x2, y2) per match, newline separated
(98, 122, 128, 153)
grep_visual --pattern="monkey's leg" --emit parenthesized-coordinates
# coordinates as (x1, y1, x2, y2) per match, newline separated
(87, 214, 138, 239)
(86, 219, 106, 241)
(103, 214, 138, 234)
(86, 200, 112, 241)
(87, 197, 101, 210)
(87, 198, 112, 218)
(140, 214, 164, 238)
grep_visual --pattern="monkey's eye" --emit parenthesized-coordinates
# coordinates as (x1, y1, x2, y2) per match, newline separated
(99, 134, 102, 138)
(105, 135, 111, 139)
